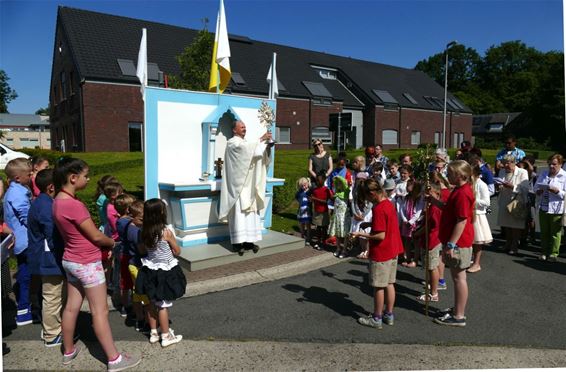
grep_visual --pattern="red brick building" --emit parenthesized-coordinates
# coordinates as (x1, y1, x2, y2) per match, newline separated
(50, 7, 472, 152)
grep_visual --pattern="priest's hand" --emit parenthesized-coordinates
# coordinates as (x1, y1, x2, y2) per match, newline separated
(260, 132, 272, 142)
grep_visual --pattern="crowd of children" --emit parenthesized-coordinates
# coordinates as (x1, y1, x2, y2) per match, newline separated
(298, 141, 494, 327)
(2, 156, 189, 370)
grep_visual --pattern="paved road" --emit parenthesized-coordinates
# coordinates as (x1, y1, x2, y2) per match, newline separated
(3, 196, 566, 370)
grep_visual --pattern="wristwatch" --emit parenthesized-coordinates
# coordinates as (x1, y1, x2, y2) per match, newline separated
(446, 242, 458, 250)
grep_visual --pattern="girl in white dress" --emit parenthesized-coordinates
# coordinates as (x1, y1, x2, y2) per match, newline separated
(469, 164, 493, 273)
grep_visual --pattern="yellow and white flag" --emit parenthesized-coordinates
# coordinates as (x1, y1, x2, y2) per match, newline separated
(208, 0, 231, 93)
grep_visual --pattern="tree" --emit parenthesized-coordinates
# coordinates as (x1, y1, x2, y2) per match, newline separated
(35, 106, 50, 115)
(415, 44, 481, 93)
(0, 69, 18, 113)
(477, 41, 543, 112)
(168, 24, 214, 91)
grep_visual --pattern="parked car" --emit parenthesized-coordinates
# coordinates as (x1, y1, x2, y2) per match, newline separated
(0, 143, 30, 170)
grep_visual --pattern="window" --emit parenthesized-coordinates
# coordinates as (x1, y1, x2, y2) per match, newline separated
(434, 132, 441, 145)
(302, 81, 332, 98)
(128, 122, 143, 152)
(231, 72, 247, 87)
(403, 93, 418, 105)
(453, 132, 464, 148)
(312, 126, 332, 144)
(117, 59, 137, 76)
(411, 131, 421, 145)
(311, 66, 338, 80)
(373, 90, 398, 104)
(276, 127, 291, 144)
(382, 129, 398, 145)
(60, 72, 67, 100)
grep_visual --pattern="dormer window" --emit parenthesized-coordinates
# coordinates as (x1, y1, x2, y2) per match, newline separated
(311, 65, 337, 80)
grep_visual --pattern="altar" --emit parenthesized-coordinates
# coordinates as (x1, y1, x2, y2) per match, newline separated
(143, 87, 295, 262)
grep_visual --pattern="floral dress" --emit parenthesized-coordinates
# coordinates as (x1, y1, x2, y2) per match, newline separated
(329, 176, 351, 238)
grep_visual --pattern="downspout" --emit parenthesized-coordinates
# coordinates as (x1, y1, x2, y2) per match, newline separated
(398, 105, 402, 149)
(79, 78, 86, 151)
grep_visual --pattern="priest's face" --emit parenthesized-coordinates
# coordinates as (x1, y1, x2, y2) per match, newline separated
(233, 121, 247, 138)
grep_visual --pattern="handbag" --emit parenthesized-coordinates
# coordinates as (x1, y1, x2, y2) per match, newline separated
(506, 194, 528, 219)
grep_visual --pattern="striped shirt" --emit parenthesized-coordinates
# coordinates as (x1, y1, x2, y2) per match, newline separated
(141, 229, 178, 271)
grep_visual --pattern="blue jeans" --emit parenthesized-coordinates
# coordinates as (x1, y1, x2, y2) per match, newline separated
(16, 249, 31, 312)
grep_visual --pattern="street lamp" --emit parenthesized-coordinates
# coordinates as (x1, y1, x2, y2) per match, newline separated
(442, 40, 457, 150)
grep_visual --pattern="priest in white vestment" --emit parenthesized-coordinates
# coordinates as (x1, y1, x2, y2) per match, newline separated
(219, 120, 273, 255)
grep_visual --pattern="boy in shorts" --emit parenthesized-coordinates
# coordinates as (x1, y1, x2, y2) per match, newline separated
(351, 178, 404, 329)
(415, 183, 443, 302)
(310, 174, 332, 250)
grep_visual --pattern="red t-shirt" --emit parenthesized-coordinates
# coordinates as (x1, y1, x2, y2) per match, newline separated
(440, 188, 451, 203)
(369, 199, 404, 262)
(426, 204, 442, 250)
(312, 186, 332, 213)
(439, 183, 475, 248)
(53, 198, 102, 264)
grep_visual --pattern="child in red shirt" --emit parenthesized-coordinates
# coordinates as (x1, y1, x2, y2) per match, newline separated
(414, 183, 443, 302)
(310, 174, 332, 250)
(352, 178, 404, 329)
(433, 160, 475, 327)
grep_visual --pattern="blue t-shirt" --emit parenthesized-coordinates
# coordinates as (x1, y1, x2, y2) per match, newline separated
(116, 217, 143, 266)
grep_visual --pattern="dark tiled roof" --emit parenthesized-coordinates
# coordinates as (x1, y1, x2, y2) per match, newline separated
(472, 112, 522, 134)
(57, 6, 471, 113)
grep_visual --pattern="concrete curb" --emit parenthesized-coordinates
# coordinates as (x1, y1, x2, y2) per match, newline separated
(4, 340, 566, 371)
(188, 253, 344, 297)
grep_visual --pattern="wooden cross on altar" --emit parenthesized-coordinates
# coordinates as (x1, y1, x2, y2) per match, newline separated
(214, 157, 224, 179)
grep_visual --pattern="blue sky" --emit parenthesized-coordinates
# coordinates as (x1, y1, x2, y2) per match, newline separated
(1, 0, 564, 114)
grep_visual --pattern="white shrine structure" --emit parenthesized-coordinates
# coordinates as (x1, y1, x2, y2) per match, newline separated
(143, 87, 303, 270)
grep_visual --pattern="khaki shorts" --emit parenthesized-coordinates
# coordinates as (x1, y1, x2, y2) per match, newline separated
(427, 244, 442, 270)
(369, 258, 398, 288)
(443, 246, 472, 270)
(312, 210, 330, 227)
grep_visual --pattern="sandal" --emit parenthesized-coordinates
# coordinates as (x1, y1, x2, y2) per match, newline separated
(417, 293, 439, 302)
(466, 265, 481, 273)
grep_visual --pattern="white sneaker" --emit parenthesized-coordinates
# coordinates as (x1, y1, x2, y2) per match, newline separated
(161, 329, 182, 347)
(149, 330, 160, 344)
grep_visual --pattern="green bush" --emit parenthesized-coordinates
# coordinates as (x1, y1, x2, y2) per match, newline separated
(20, 148, 65, 165)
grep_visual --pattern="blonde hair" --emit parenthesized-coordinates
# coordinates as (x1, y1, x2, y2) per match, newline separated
(362, 178, 385, 198)
(447, 160, 472, 184)
(296, 177, 311, 190)
(114, 193, 136, 216)
(353, 155, 366, 169)
(5, 158, 31, 180)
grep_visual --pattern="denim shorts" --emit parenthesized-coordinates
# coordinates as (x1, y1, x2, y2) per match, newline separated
(62, 260, 106, 289)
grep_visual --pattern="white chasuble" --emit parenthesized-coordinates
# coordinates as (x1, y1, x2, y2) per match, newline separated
(219, 136, 270, 244)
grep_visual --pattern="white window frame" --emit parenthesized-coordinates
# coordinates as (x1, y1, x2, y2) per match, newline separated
(382, 129, 398, 145)
(434, 131, 441, 145)
(312, 126, 333, 145)
(276, 127, 291, 144)
(411, 131, 421, 145)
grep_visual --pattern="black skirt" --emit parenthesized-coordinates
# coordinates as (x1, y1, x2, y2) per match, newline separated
(135, 265, 187, 302)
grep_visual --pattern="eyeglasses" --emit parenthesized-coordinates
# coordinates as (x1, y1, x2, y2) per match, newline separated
(314, 143, 322, 146)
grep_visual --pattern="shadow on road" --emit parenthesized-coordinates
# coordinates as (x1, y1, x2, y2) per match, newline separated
(282, 284, 367, 319)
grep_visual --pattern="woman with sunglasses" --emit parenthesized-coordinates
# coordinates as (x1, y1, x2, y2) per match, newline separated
(308, 139, 333, 184)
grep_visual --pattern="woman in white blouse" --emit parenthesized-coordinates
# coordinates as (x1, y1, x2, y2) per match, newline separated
(468, 164, 493, 273)
(534, 153, 566, 261)
(497, 154, 530, 255)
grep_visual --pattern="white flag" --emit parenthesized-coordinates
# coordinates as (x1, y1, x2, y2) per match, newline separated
(266, 52, 278, 99)
(136, 28, 147, 98)
(208, 0, 231, 93)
